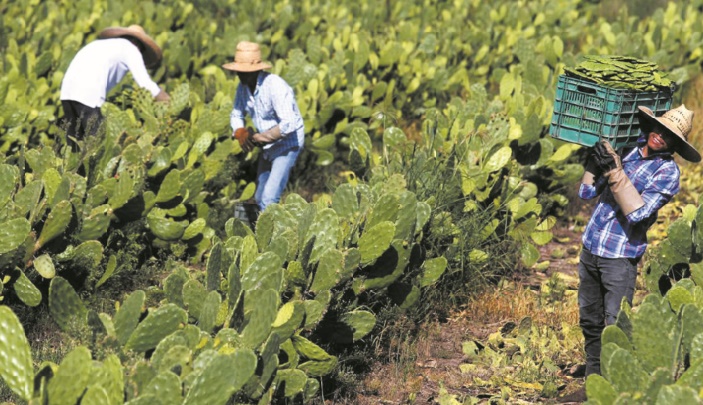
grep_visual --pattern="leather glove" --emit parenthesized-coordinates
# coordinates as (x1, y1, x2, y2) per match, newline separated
(252, 126, 282, 144)
(233, 127, 256, 153)
(154, 89, 171, 103)
(593, 140, 618, 172)
(597, 141, 645, 216)
(581, 147, 602, 186)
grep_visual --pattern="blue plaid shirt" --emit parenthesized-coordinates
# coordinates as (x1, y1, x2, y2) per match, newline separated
(230, 71, 304, 159)
(579, 142, 680, 259)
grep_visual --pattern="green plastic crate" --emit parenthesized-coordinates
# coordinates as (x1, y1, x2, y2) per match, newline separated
(549, 75, 674, 148)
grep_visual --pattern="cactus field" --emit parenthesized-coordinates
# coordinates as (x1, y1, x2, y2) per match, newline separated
(5, 0, 703, 403)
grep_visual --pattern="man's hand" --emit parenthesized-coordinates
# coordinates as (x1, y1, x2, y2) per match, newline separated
(234, 127, 256, 153)
(252, 126, 282, 144)
(155, 89, 171, 103)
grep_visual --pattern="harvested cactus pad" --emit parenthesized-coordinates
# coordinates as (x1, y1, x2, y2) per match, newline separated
(564, 55, 674, 92)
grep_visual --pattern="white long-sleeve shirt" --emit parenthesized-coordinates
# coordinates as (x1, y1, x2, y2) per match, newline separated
(60, 38, 161, 108)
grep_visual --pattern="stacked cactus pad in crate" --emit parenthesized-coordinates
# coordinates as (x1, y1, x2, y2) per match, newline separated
(549, 55, 676, 149)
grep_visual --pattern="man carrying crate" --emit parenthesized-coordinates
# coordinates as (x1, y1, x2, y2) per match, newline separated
(560, 104, 700, 403)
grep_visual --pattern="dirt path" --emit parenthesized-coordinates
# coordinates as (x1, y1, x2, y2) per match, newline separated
(340, 219, 587, 405)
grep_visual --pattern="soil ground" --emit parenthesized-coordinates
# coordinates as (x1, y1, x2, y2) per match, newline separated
(339, 198, 629, 405)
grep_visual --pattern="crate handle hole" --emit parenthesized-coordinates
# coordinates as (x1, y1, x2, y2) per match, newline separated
(576, 85, 597, 94)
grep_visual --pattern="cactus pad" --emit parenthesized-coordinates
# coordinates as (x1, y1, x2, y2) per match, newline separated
(143, 371, 182, 405)
(240, 289, 278, 349)
(48, 277, 87, 332)
(0, 306, 33, 401)
(125, 304, 188, 352)
(183, 352, 255, 405)
(36, 200, 72, 249)
(0, 218, 31, 255)
(310, 248, 344, 293)
(297, 357, 338, 377)
(114, 290, 146, 345)
(358, 221, 395, 265)
(33, 253, 56, 279)
(198, 291, 222, 334)
(13, 271, 41, 307)
(47, 346, 92, 405)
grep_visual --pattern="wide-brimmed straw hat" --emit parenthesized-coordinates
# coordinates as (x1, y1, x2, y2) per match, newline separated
(638, 104, 701, 163)
(222, 41, 272, 72)
(99, 25, 162, 68)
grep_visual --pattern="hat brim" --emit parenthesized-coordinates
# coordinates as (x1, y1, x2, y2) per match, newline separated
(99, 27, 162, 68)
(221, 61, 272, 72)
(638, 106, 701, 163)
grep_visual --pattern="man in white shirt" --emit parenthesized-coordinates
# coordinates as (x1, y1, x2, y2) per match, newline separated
(223, 41, 305, 212)
(60, 25, 170, 148)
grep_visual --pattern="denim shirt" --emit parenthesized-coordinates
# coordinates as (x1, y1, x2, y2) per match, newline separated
(579, 144, 680, 259)
(230, 71, 305, 160)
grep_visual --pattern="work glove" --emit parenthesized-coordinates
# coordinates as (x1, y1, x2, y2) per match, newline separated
(593, 140, 618, 172)
(252, 126, 282, 144)
(234, 127, 256, 153)
(596, 140, 645, 216)
(581, 147, 602, 186)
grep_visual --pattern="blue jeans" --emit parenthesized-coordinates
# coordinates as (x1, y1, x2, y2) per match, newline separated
(255, 147, 300, 211)
(578, 248, 638, 377)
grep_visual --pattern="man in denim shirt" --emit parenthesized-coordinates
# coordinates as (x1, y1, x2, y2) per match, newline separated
(577, 104, 700, 381)
(223, 41, 304, 212)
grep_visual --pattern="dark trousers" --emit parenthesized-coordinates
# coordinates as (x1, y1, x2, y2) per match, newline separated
(61, 100, 104, 149)
(578, 248, 638, 376)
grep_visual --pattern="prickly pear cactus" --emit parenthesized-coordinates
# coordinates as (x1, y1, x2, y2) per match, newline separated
(47, 346, 92, 405)
(353, 240, 410, 293)
(274, 369, 308, 398)
(271, 301, 305, 341)
(125, 304, 188, 352)
(183, 350, 256, 405)
(13, 271, 42, 307)
(420, 256, 448, 287)
(35, 199, 72, 250)
(366, 193, 400, 229)
(183, 279, 208, 320)
(147, 215, 187, 241)
(48, 276, 87, 332)
(81, 384, 110, 405)
(240, 289, 279, 349)
(0, 218, 31, 256)
(206, 242, 224, 291)
(309, 248, 344, 293)
(198, 291, 222, 334)
(340, 310, 376, 341)
(241, 251, 284, 292)
(114, 290, 146, 345)
(304, 208, 341, 264)
(358, 221, 395, 265)
(164, 269, 188, 308)
(33, 253, 56, 279)
(0, 306, 33, 401)
(75, 204, 112, 241)
(142, 371, 182, 405)
(90, 354, 124, 405)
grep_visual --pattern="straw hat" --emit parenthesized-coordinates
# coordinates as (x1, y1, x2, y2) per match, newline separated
(638, 105, 701, 162)
(99, 25, 162, 68)
(222, 41, 272, 72)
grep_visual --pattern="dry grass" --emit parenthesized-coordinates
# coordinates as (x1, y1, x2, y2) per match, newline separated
(459, 282, 579, 335)
(351, 280, 582, 404)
